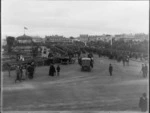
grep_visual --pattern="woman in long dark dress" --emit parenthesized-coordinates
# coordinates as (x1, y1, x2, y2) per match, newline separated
(49, 64, 56, 76)
(52, 65, 56, 76)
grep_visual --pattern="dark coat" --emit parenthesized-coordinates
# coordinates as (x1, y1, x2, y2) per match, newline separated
(27, 65, 34, 79)
(57, 66, 60, 72)
(109, 65, 113, 72)
(49, 65, 56, 76)
(28, 66, 34, 73)
(139, 97, 147, 112)
(144, 66, 148, 73)
(16, 67, 21, 80)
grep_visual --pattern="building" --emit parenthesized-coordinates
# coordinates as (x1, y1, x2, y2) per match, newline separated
(78, 34, 113, 42)
(113, 34, 133, 41)
(133, 33, 149, 42)
(40, 46, 50, 58)
(78, 34, 98, 42)
(32, 36, 44, 43)
(78, 34, 89, 42)
(97, 36, 104, 41)
(114, 33, 148, 42)
(45, 35, 72, 43)
(16, 34, 33, 44)
(13, 35, 33, 56)
(13, 46, 33, 54)
(13, 46, 34, 52)
(94, 34, 113, 42)
(113, 34, 124, 41)
(88, 35, 98, 42)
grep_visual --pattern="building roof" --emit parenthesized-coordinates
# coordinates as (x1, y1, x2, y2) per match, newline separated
(16, 34, 32, 40)
(31, 36, 43, 39)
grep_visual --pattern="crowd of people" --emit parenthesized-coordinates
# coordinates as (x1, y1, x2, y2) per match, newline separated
(5, 40, 148, 112)
(14, 61, 61, 83)
(87, 39, 148, 55)
(15, 62, 35, 83)
(8, 40, 147, 84)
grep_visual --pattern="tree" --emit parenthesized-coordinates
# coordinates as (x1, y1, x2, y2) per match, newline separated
(6, 36, 15, 53)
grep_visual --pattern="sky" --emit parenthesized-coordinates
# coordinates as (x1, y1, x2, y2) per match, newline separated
(2, 0, 149, 39)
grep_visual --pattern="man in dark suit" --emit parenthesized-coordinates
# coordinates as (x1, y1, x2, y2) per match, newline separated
(109, 64, 113, 76)
(144, 64, 148, 78)
(56, 65, 60, 76)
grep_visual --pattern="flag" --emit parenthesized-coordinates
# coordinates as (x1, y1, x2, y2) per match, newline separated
(24, 27, 28, 30)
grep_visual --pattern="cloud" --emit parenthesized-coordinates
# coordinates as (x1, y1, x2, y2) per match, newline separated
(2, 0, 149, 38)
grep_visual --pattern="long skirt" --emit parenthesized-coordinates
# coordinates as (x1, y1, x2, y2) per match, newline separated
(29, 72, 34, 79)
(15, 73, 21, 82)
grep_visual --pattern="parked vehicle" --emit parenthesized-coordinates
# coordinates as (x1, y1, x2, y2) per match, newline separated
(81, 58, 92, 72)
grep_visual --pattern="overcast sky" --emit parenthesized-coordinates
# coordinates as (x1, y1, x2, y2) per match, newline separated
(2, 0, 149, 38)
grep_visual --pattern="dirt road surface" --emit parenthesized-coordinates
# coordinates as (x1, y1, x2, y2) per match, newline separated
(2, 55, 148, 112)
